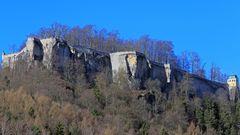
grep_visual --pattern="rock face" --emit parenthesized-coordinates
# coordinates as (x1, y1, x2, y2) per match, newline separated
(72, 46, 112, 82)
(2, 37, 112, 82)
(171, 68, 228, 97)
(2, 38, 44, 68)
(110, 51, 151, 87)
(2, 37, 233, 100)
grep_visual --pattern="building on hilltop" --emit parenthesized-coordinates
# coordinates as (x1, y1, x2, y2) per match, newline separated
(227, 75, 239, 89)
(227, 75, 239, 101)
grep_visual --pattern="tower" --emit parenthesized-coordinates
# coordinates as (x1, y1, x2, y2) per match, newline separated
(227, 75, 239, 101)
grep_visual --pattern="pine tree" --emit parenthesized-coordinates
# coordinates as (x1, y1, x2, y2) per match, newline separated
(55, 123, 64, 135)
(203, 98, 220, 130)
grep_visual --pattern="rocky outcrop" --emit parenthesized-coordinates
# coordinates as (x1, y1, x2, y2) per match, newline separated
(110, 51, 151, 87)
(2, 37, 112, 82)
(72, 46, 111, 82)
(171, 68, 228, 97)
(2, 38, 44, 68)
(106, 50, 228, 97)
(2, 37, 232, 99)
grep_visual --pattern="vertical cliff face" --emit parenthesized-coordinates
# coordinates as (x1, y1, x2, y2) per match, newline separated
(2, 37, 234, 100)
(171, 68, 228, 97)
(110, 52, 137, 81)
(51, 41, 72, 71)
(40, 38, 73, 70)
(2, 38, 44, 68)
(73, 46, 112, 82)
(149, 62, 168, 84)
(109, 51, 229, 99)
(110, 51, 151, 87)
(40, 38, 58, 68)
(2, 38, 112, 83)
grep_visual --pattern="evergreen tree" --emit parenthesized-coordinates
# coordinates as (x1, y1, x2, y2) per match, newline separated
(203, 98, 220, 131)
(55, 123, 64, 135)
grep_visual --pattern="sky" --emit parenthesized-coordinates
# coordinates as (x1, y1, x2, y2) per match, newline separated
(0, 0, 239, 76)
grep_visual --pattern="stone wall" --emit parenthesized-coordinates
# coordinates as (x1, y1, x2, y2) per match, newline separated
(2, 37, 230, 99)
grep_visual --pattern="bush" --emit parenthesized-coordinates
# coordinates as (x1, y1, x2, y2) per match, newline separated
(31, 125, 41, 135)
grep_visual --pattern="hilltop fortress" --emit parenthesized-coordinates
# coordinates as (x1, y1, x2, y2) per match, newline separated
(2, 37, 239, 100)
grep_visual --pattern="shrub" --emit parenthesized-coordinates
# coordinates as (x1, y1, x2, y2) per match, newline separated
(31, 125, 41, 135)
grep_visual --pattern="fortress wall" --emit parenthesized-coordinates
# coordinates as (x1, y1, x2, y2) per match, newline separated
(2, 37, 230, 99)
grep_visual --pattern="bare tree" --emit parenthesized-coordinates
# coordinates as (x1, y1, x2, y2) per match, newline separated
(105, 31, 120, 52)
(138, 35, 150, 56)
(210, 63, 226, 82)
(178, 51, 190, 71)
(65, 26, 82, 47)
(190, 52, 200, 73)
(32, 23, 69, 39)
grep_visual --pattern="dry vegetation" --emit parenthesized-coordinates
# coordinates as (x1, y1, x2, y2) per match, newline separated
(0, 60, 238, 135)
(1, 23, 238, 135)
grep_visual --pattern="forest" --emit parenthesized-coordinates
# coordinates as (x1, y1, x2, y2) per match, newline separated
(0, 23, 239, 135)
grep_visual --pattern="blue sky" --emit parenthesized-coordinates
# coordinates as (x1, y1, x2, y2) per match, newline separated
(0, 0, 239, 76)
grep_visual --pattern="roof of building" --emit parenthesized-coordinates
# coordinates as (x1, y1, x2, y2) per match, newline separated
(228, 75, 239, 80)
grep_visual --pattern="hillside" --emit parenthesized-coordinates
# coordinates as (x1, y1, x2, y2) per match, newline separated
(0, 36, 239, 135)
